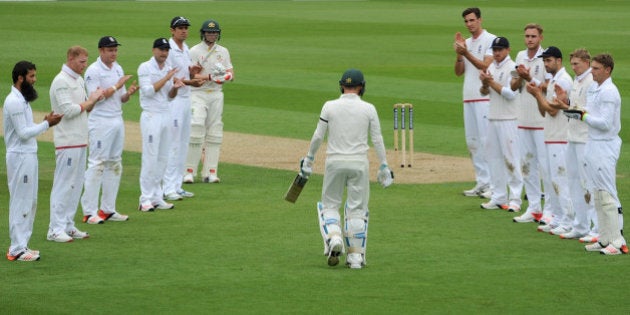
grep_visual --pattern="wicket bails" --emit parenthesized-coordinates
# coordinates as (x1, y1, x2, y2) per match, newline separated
(393, 103, 414, 168)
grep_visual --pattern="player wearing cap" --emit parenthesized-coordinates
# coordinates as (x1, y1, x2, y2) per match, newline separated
(81, 36, 137, 224)
(163, 16, 203, 201)
(478, 37, 522, 212)
(454, 7, 495, 198)
(48, 46, 104, 243)
(5, 61, 63, 261)
(137, 38, 185, 211)
(511, 23, 551, 224)
(184, 18, 234, 184)
(526, 46, 574, 236)
(562, 54, 627, 255)
(301, 69, 393, 269)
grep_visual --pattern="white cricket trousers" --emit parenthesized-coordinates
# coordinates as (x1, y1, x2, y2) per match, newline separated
(518, 128, 548, 213)
(49, 146, 87, 235)
(463, 100, 490, 189)
(7, 152, 38, 256)
(186, 90, 224, 178)
(82, 115, 124, 216)
(485, 120, 522, 207)
(566, 141, 595, 235)
(139, 111, 171, 205)
(164, 95, 191, 194)
(321, 158, 370, 214)
(543, 142, 572, 228)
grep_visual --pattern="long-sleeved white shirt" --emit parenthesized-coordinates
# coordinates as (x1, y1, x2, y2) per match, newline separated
(584, 77, 621, 141)
(567, 68, 592, 143)
(307, 93, 387, 165)
(166, 38, 192, 98)
(514, 47, 547, 128)
(49, 64, 88, 148)
(3, 86, 49, 154)
(138, 57, 173, 114)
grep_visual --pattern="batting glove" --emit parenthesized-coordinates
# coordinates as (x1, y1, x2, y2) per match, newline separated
(377, 164, 394, 188)
(212, 72, 232, 84)
(300, 156, 314, 178)
(563, 109, 586, 121)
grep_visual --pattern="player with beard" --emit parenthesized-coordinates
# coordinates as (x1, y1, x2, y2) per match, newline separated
(4, 61, 62, 261)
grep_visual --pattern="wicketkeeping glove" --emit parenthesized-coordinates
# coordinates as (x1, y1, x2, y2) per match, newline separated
(300, 156, 314, 178)
(563, 109, 586, 121)
(377, 164, 394, 188)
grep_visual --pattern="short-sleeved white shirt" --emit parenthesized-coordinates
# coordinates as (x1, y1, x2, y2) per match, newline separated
(514, 47, 547, 128)
(462, 29, 495, 102)
(487, 57, 517, 120)
(166, 38, 191, 98)
(84, 57, 127, 118)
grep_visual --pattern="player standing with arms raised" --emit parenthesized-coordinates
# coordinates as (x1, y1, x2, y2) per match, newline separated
(81, 36, 137, 224)
(454, 7, 495, 198)
(48, 46, 104, 243)
(184, 19, 233, 184)
(5, 61, 62, 261)
(301, 69, 393, 269)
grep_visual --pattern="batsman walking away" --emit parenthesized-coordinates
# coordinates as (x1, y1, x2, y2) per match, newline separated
(299, 68, 393, 269)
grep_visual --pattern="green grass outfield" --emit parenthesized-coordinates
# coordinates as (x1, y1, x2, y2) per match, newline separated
(1, 1, 629, 314)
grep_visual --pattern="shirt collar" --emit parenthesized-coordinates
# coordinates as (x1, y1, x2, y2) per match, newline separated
(62, 64, 81, 79)
(575, 68, 591, 82)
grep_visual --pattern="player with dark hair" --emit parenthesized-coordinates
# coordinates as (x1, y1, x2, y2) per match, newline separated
(453, 7, 495, 198)
(301, 69, 393, 269)
(5, 61, 62, 260)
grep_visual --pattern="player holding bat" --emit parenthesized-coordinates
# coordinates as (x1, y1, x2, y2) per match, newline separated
(298, 69, 393, 269)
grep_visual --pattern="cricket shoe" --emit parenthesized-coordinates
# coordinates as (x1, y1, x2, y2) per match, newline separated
(480, 201, 508, 210)
(559, 230, 586, 240)
(507, 205, 521, 213)
(138, 203, 155, 212)
(67, 228, 90, 240)
(537, 224, 555, 233)
(327, 236, 344, 267)
(47, 232, 73, 243)
(183, 170, 194, 184)
(463, 185, 488, 197)
(513, 212, 541, 223)
(585, 242, 605, 252)
(165, 192, 183, 201)
(177, 189, 194, 198)
(346, 253, 364, 269)
(579, 235, 598, 243)
(7, 249, 40, 261)
(479, 189, 492, 199)
(98, 210, 128, 221)
(549, 226, 571, 236)
(621, 244, 629, 254)
(532, 212, 544, 222)
(600, 244, 624, 255)
(203, 174, 220, 183)
(153, 200, 174, 210)
(83, 215, 104, 225)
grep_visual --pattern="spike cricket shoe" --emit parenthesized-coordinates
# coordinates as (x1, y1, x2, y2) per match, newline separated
(549, 226, 571, 236)
(537, 224, 555, 233)
(153, 200, 174, 210)
(327, 237, 344, 266)
(7, 250, 40, 261)
(203, 174, 220, 183)
(47, 232, 74, 243)
(346, 253, 364, 269)
(138, 203, 155, 212)
(183, 172, 194, 184)
(559, 230, 586, 240)
(165, 192, 183, 201)
(513, 212, 541, 223)
(579, 235, 598, 243)
(98, 210, 128, 221)
(585, 242, 605, 252)
(600, 244, 624, 255)
(67, 229, 90, 240)
(177, 189, 194, 198)
(480, 201, 508, 210)
(83, 215, 104, 225)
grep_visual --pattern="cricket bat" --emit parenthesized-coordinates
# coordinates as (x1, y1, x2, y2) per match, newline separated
(284, 173, 309, 203)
